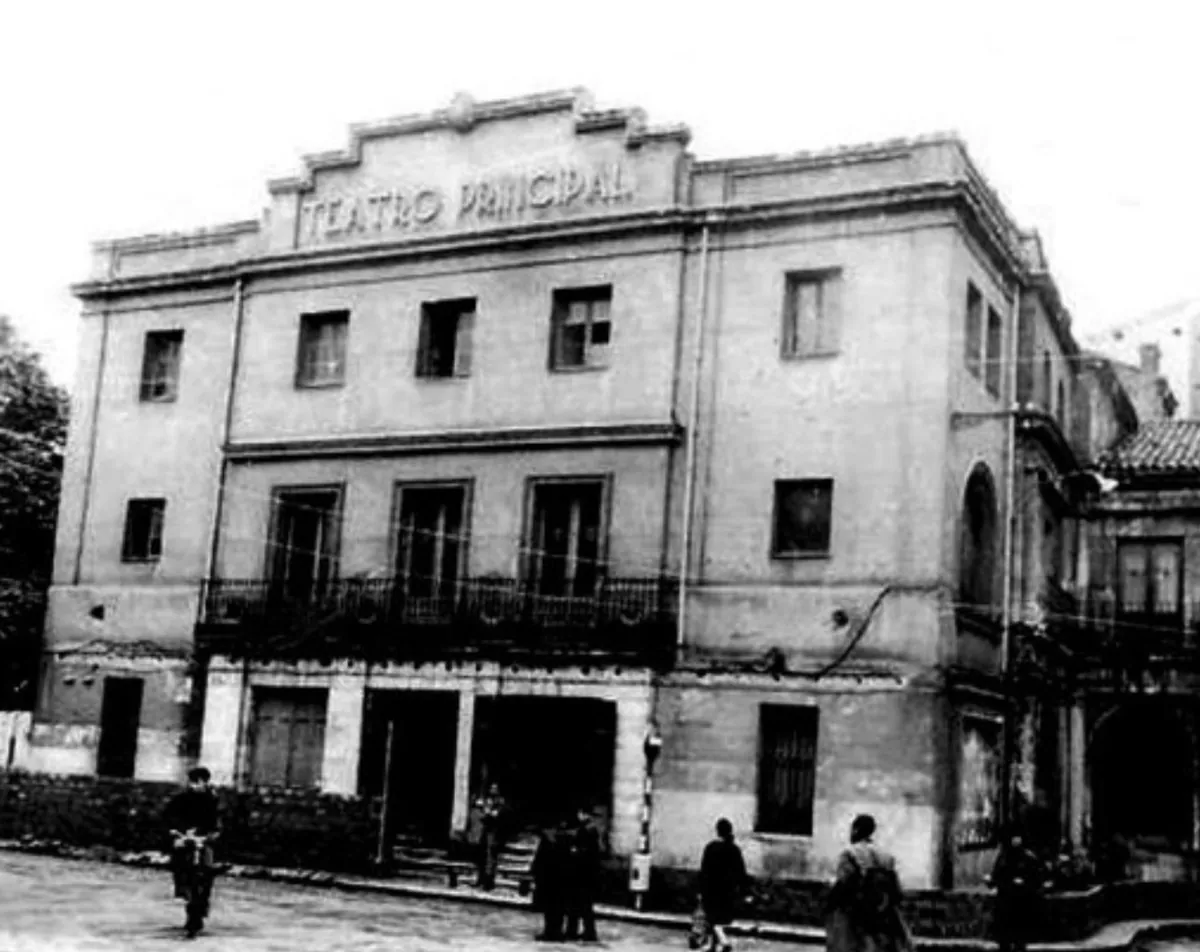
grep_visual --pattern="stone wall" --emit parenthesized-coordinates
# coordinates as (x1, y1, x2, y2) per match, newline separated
(0, 771, 381, 874)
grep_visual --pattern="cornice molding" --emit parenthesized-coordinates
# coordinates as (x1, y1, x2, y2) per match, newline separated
(73, 182, 996, 302)
(225, 420, 684, 462)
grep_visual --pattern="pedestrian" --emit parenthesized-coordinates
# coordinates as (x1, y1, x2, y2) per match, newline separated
(531, 819, 567, 942)
(698, 818, 748, 952)
(162, 766, 221, 900)
(825, 814, 911, 952)
(564, 807, 601, 943)
(473, 782, 507, 890)
(989, 831, 1050, 952)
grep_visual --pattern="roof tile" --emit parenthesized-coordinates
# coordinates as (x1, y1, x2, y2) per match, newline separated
(1100, 420, 1200, 477)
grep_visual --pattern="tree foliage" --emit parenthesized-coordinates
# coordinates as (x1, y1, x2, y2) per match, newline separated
(0, 316, 68, 709)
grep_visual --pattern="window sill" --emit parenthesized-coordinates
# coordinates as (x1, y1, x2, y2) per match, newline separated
(138, 394, 178, 404)
(781, 350, 839, 362)
(771, 551, 831, 561)
(550, 364, 609, 375)
(416, 374, 470, 383)
(295, 380, 346, 390)
(121, 557, 162, 565)
(751, 830, 814, 843)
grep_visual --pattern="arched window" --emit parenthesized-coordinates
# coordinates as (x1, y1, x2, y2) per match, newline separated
(959, 466, 998, 610)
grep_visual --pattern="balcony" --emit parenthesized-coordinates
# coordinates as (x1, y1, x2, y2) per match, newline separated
(1072, 589, 1199, 666)
(196, 575, 679, 668)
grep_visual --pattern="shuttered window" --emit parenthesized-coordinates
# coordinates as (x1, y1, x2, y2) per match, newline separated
(247, 688, 327, 789)
(757, 704, 819, 836)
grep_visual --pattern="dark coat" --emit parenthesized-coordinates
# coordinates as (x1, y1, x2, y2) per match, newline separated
(990, 843, 1048, 943)
(564, 821, 602, 903)
(699, 837, 747, 927)
(163, 790, 220, 836)
(531, 830, 567, 910)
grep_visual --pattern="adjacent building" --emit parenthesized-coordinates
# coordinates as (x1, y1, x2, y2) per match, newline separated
(35, 89, 1140, 889)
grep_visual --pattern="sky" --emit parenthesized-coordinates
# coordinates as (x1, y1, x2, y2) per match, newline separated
(3, 0, 1198, 390)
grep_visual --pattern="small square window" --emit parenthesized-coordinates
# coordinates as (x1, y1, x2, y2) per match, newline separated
(122, 498, 165, 562)
(139, 330, 183, 402)
(550, 287, 612, 370)
(417, 299, 476, 379)
(782, 270, 841, 358)
(296, 312, 348, 388)
(772, 479, 833, 557)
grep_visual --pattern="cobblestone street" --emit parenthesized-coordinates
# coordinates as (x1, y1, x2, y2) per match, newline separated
(0, 853, 796, 952)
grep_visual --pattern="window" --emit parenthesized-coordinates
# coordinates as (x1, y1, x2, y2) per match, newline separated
(121, 498, 165, 562)
(1041, 351, 1053, 412)
(985, 307, 1003, 397)
(959, 467, 997, 609)
(395, 483, 468, 600)
(1056, 380, 1067, 429)
(295, 311, 348, 387)
(139, 330, 183, 402)
(267, 488, 342, 600)
(964, 284, 983, 377)
(527, 479, 606, 596)
(772, 479, 833, 557)
(417, 299, 476, 379)
(757, 704, 818, 835)
(1117, 539, 1183, 619)
(550, 286, 612, 370)
(782, 270, 841, 358)
(247, 688, 327, 788)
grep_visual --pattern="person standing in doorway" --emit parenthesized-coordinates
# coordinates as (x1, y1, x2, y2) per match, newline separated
(989, 831, 1050, 952)
(564, 807, 601, 943)
(531, 818, 568, 942)
(473, 782, 507, 891)
(699, 818, 748, 952)
(825, 814, 911, 952)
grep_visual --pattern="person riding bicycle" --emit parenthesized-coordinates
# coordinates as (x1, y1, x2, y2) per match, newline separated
(163, 766, 221, 901)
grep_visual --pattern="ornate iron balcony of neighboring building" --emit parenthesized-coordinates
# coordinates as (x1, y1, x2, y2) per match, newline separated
(195, 575, 679, 668)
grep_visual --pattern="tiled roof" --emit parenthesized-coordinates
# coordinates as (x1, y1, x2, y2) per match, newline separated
(1100, 420, 1200, 476)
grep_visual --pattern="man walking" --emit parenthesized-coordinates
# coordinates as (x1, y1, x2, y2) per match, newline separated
(699, 818, 747, 952)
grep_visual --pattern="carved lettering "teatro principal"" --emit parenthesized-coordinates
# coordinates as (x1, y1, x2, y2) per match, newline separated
(298, 162, 635, 243)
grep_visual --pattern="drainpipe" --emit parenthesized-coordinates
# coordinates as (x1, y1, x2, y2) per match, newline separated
(676, 218, 713, 651)
(999, 284, 1022, 834)
(199, 276, 247, 778)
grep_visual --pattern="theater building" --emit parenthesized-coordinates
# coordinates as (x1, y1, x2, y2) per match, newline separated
(37, 89, 1114, 888)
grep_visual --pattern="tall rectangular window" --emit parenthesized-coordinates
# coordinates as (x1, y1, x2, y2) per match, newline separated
(139, 330, 184, 402)
(416, 299, 476, 379)
(121, 498, 165, 562)
(772, 479, 834, 557)
(782, 270, 841, 358)
(295, 311, 349, 388)
(985, 307, 1003, 397)
(247, 688, 327, 788)
(964, 284, 983, 377)
(268, 488, 342, 600)
(757, 704, 818, 836)
(550, 287, 612, 370)
(395, 483, 468, 599)
(1117, 539, 1183, 619)
(527, 480, 606, 596)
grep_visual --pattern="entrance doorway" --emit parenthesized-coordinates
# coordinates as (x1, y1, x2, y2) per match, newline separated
(97, 677, 143, 779)
(471, 696, 616, 842)
(1091, 702, 1193, 849)
(359, 690, 459, 844)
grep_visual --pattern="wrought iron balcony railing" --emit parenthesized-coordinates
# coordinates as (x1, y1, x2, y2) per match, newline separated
(196, 575, 679, 667)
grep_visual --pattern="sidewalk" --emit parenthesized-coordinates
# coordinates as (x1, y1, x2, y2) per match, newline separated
(1, 839, 1197, 952)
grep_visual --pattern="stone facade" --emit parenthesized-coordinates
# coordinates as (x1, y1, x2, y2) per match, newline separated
(41, 89, 1125, 892)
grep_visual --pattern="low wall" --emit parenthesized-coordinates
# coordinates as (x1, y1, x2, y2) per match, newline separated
(0, 771, 382, 874)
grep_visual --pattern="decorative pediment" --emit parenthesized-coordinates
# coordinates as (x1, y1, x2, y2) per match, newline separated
(263, 88, 691, 252)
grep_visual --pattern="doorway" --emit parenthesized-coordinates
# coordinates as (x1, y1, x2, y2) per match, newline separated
(96, 677, 143, 779)
(471, 696, 616, 841)
(359, 690, 460, 844)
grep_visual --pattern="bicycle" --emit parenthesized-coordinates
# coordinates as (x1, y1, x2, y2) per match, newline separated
(170, 828, 218, 938)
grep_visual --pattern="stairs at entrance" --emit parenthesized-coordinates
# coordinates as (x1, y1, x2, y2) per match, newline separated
(391, 833, 539, 893)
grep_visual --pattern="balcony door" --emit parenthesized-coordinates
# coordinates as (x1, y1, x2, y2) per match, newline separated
(394, 484, 467, 617)
(268, 487, 342, 601)
(526, 480, 606, 597)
